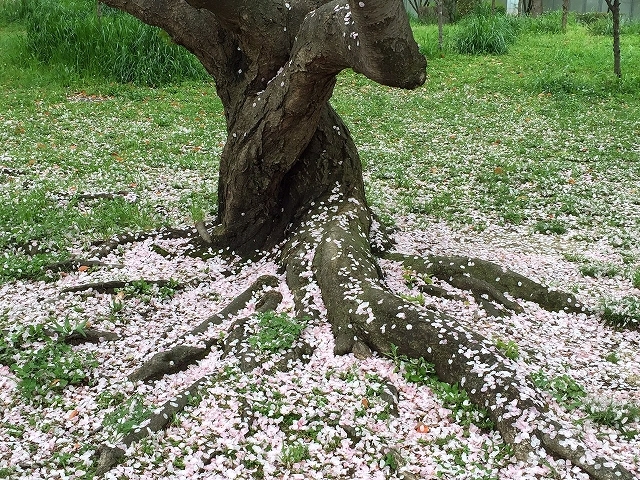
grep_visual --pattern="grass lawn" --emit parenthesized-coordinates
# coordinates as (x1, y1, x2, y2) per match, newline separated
(0, 11, 639, 480)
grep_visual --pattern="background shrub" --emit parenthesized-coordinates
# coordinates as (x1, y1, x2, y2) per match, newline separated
(582, 13, 640, 36)
(576, 11, 610, 25)
(451, 5, 518, 54)
(16, 0, 208, 86)
(411, 21, 446, 57)
(0, 0, 31, 25)
(585, 14, 615, 36)
(521, 10, 567, 34)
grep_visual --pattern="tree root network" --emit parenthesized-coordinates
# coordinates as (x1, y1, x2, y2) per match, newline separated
(51, 197, 634, 480)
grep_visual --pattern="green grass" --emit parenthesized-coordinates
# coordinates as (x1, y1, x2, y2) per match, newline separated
(579, 262, 621, 278)
(0, 12, 638, 288)
(334, 23, 640, 237)
(601, 296, 640, 330)
(1, 0, 208, 86)
(563, 253, 639, 287)
(494, 338, 519, 360)
(0, 320, 98, 405)
(248, 311, 308, 353)
(281, 442, 310, 467)
(101, 394, 154, 436)
(530, 370, 587, 411)
(0, 185, 165, 281)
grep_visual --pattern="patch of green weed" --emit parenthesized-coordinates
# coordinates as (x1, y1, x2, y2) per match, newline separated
(494, 338, 519, 360)
(601, 296, 640, 330)
(0, 321, 98, 404)
(102, 394, 153, 436)
(0, 467, 16, 479)
(579, 261, 620, 278)
(584, 402, 640, 438)
(281, 442, 309, 467)
(530, 370, 586, 411)
(603, 351, 620, 364)
(400, 292, 427, 305)
(534, 219, 567, 235)
(387, 345, 493, 430)
(248, 311, 308, 353)
(381, 448, 403, 471)
(96, 390, 127, 409)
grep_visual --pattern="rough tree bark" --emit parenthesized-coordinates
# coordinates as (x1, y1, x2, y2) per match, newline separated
(604, 0, 622, 77)
(438, 0, 445, 53)
(531, 0, 543, 16)
(93, 0, 634, 478)
(521, 0, 543, 16)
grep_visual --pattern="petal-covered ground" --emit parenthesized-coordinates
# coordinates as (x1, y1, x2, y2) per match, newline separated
(1, 221, 638, 480)
(1, 26, 639, 479)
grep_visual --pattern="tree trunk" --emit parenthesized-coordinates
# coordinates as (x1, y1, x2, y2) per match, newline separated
(562, 0, 569, 32)
(604, 0, 622, 77)
(521, 0, 538, 15)
(175, 0, 424, 256)
(91, 1, 634, 478)
(530, 0, 543, 16)
(438, 0, 445, 53)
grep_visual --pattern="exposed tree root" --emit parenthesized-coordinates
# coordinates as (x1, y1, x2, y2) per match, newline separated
(95, 277, 315, 474)
(128, 275, 281, 383)
(60, 279, 184, 294)
(194, 220, 212, 244)
(1, 166, 28, 177)
(75, 191, 131, 201)
(91, 195, 632, 479)
(43, 226, 202, 275)
(384, 252, 588, 315)
(282, 192, 634, 480)
(0, 328, 118, 351)
(63, 328, 119, 345)
(44, 259, 125, 274)
(49, 190, 132, 201)
(95, 373, 210, 476)
(87, 226, 197, 259)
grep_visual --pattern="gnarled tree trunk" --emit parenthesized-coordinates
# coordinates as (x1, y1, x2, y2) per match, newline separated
(93, 1, 634, 478)
(604, 0, 622, 77)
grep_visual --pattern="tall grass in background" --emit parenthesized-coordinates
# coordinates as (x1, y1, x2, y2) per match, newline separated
(0, 0, 30, 25)
(519, 9, 567, 33)
(578, 12, 640, 36)
(1, 0, 208, 86)
(410, 8, 640, 95)
(2, 0, 639, 87)
(450, 4, 519, 54)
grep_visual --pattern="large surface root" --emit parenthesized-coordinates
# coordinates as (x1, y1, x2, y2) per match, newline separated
(61, 279, 184, 294)
(43, 226, 200, 275)
(95, 275, 314, 474)
(282, 192, 634, 480)
(384, 252, 587, 315)
(88, 193, 632, 479)
(128, 275, 280, 383)
(95, 373, 212, 475)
